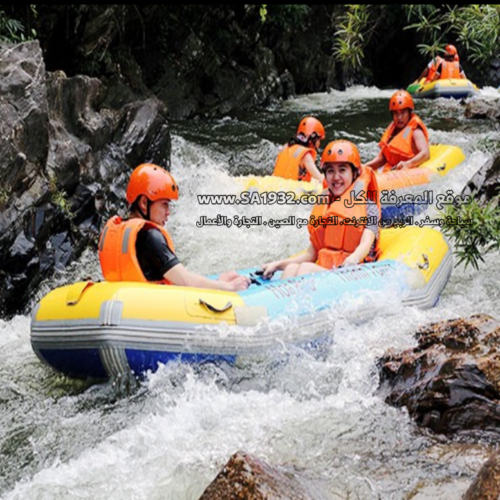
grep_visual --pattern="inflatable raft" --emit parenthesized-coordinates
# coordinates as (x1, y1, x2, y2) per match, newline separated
(241, 144, 465, 221)
(407, 78, 479, 99)
(31, 226, 452, 380)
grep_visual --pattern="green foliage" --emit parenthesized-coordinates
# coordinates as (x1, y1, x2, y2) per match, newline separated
(441, 195, 500, 270)
(264, 5, 310, 29)
(405, 5, 500, 69)
(0, 188, 9, 206)
(260, 5, 267, 23)
(333, 5, 371, 73)
(0, 6, 37, 43)
(447, 5, 500, 67)
(403, 6, 444, 60)
(49, 177, 73, 218)
(402, 5, 438, 22)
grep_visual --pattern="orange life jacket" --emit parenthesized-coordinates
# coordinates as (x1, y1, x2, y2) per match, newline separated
(379, 114, 429, 170)
(98, 216, 175, 284)
(308, 167, 381, 269)
(439, 60, 462, 79)
(425, 56, 443, 83)
(273, 144, 317, 182)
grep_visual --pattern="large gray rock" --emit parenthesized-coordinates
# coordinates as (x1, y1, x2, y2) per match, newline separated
(465, 98, 500, 121)
(0, 41, 171, 317)
(378, 314, 500, 435)
(0, 41, 48, 234)
(462, 152, 500, 204)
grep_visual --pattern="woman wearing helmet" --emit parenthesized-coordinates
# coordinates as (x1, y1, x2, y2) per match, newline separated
(262, 140, 380, 279)
(272, 116, 325, 182)
(99, 163, 250, 291)
(365, 90, 430, 171)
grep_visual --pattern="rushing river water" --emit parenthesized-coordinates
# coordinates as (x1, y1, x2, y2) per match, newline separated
(1, 86, 500, 500)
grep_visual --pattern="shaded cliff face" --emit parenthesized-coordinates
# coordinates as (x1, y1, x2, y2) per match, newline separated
(28, 5, 435, 119)
(0, 41, 172, 317)
(6, 5, 498, 122)
(35, 5, 344, 120)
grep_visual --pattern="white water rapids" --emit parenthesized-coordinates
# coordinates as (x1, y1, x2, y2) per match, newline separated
(1, 86, 500, 499)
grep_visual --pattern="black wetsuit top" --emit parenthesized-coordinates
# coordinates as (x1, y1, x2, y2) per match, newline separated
(135, 227, 179, 281)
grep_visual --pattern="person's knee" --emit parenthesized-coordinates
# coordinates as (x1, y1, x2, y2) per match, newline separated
(282, 263, 299, 278)
(296, 262, 324, 276)
(296, 262, 315, 276)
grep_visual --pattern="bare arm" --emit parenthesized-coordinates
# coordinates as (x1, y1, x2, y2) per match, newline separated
(364, 150, 387, 170)
(342, 228, 376, 266)
(393, 128, 430, 170)
(417, 66, 429, 82)
(164, 264, 250, 291)
(262, 244, 317, 279)
(301, 152, 324, 182)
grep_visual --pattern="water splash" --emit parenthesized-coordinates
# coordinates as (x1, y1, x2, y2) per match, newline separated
(3, 85, 498, 500)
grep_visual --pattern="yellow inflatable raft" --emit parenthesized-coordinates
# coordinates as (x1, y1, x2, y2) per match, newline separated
(408, 78, 479, 99)
(240, 144, 465, 220)
(31, 226, 452, 380)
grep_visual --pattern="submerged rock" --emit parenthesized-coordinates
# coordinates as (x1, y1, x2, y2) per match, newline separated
(463, 452, 500, 500)
(461, 152, 500, 205)
(464, 97, 500, 121)
(378, 314, 500, 435)
(199, 450, 324, 500)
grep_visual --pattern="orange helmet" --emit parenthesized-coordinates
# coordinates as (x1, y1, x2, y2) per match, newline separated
(296, 116, 325, 143)
(126, 163, 179, 204)
(389, 90, 414, 112)
(321, 140, 361, 173)
(445, 44, 457, 56)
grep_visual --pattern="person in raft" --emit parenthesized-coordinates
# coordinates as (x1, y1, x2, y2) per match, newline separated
(272, 116, 325, 183)
(99, 163, 250, 291)
(416, 45, 465, 84)
(262, 140, 380, 279)
(434, 44, 467, 80)
(364, 90, 430, 172)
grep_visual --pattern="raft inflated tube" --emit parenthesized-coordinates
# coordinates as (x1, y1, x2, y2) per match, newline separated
(240, 144, 465, 221)
(242, 145, 464, 195)
(31, 226, 452, 380)
(408, 78, 479, 99)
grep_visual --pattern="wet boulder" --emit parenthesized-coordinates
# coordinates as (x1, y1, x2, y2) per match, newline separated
(378, 314, 500, 435)
(199, 450, 323, 500)
(461, 152, 500, 205)
(463, 452, 500, 500)
(464, 97, 500, 121)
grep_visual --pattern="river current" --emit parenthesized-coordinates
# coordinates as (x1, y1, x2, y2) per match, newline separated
(1, 86, 500, 499)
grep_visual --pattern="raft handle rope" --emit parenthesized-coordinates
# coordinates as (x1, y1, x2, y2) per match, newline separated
(417, 253, 429, 270)
(199, 299, 233, 313)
